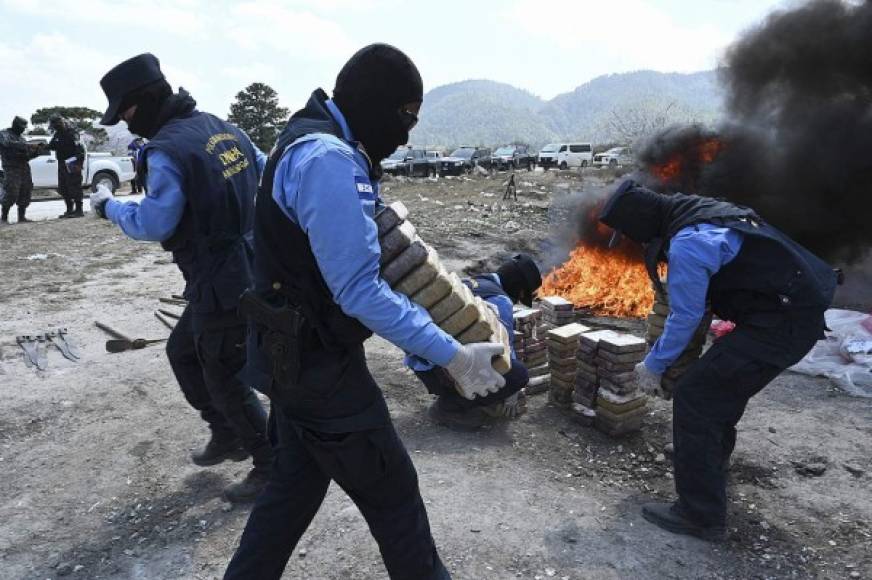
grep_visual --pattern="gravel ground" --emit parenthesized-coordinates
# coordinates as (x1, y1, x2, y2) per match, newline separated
(0, 169, 869, 580)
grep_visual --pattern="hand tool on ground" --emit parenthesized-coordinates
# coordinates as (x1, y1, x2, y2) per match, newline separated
(154, 311, 176, 331)
(95, 321, 167, 353)
(157, 308, 181, 320)
(46, 328, 80, 361)
(159, 297, 187, 307)
(105, 338, 166, 353)
(34, 335, 48, 370)
(16, 335, 38, 368)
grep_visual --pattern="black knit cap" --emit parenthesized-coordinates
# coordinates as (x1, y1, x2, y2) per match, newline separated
(497, 254, 542, 307)
(333, 44, 423, 109)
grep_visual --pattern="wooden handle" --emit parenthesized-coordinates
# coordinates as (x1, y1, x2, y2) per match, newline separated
(95, 321, 132, 342)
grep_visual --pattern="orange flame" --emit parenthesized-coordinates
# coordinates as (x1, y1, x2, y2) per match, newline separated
(539, 244, 656, 318)
(650, 137, 724, 183)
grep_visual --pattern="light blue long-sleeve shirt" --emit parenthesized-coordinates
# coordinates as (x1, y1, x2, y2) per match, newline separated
(272, 99, 460, 367)
(644, 223, 744, 374)
(105, 133, 267, 241)
(405, 273, 516, 372)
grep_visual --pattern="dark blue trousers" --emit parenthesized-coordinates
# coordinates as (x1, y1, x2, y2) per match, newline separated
(223, 405, 451, 580)
(672, 326, 818, 527)
(166, 306, 271, 468)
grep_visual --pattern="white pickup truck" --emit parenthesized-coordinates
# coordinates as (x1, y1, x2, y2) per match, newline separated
(0, 135, 135, 193)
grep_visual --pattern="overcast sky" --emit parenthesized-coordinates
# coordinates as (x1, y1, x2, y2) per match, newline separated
(0, 0, 795, 127)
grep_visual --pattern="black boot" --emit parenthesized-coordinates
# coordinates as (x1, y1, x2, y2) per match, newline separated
(641, 502, 726, 542)
(0, 206, 8, 225)
(191, 433, 249, 467)
(17, 207, 31, 223)
(223, 467, 271, 503)
(68, 200, 85, 218)
(59, 199, 73, 218)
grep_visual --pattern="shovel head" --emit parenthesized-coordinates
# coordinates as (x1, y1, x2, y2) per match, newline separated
(105, 339, 135, 353)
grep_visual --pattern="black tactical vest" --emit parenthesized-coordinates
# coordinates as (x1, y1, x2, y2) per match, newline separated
(703, 217, 836, 329)
(140, 111, 259, 315)
(253, 89, 372, 351)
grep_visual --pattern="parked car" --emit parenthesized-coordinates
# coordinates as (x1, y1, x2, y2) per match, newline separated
(491, 145, 535, 171)
(380, 146, 411, 175)
(592, 146, 634, 168)
(0, 136, 135, 193)
(439, 146, 492, 176)
(425, 150, 442, 175)
(401, 148, 433, 177)
(537, 143, 562, 169)
(557, 142, 594, 169)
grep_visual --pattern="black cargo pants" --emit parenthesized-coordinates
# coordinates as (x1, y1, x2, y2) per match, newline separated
(671, 325, 819, 527)
(166, 306, 271, 468)
(57, 165, 83, 211)
(223, 409, 451, 580)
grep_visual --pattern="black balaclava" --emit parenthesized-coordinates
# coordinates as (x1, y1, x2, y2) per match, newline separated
(599, 181, 670, 244)
(10, 116, 27, 135)
(332, 44, 423, 165)
(124, 79, 173, 139)
(497, 254, 542, 307)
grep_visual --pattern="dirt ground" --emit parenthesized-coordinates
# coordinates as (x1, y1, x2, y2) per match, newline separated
(0, 169, 870, 580)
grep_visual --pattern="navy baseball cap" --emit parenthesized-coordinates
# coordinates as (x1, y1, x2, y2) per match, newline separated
(99, 53, 166, 125)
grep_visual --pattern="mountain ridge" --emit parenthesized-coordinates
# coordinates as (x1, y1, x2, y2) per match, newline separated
(411, 69, 724, 149)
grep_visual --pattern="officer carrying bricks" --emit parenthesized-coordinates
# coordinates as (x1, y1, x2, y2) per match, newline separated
(223, 44, 506, 580)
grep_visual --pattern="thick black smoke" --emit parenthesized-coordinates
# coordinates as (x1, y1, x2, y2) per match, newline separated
(638, 0, 872, 265)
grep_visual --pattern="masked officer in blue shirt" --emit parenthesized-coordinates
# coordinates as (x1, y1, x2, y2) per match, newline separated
(599, 181, 837, 541)
(223, 44, 506, 580)
(408, 254, 542, 430)
(93, 54, 273, 503)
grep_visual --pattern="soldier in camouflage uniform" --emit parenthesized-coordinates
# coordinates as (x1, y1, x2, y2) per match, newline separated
(49, 115, 86, 218)
(0, 116, 42, 224)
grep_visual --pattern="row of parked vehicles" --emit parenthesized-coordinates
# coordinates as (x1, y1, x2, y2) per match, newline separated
(382, 143, 633, 177)
(537, 143, 634, 170)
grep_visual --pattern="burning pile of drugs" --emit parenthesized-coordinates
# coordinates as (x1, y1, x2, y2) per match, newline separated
(546, 322, 590, 406)
(571, 330, 648, 436)
(539, 296, 575, 331)
(513, 308, 550, 394)
(645, 279, 711, 398)
(375, 202, 511, 373)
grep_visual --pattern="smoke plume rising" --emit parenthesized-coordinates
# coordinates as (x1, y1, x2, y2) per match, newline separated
(638, 0, 872, 265)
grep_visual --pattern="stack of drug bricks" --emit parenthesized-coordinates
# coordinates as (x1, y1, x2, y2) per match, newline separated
(538, 296, 575, 331)
(546, 323, 590, 406)
(646, 279, 712, 399)
(513, 308, 550, 394)
(571, 330, 648, 436)
(374, 201, 511, 374)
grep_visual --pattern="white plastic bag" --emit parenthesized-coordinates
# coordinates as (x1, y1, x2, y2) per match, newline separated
(789, 309, 872, 397)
